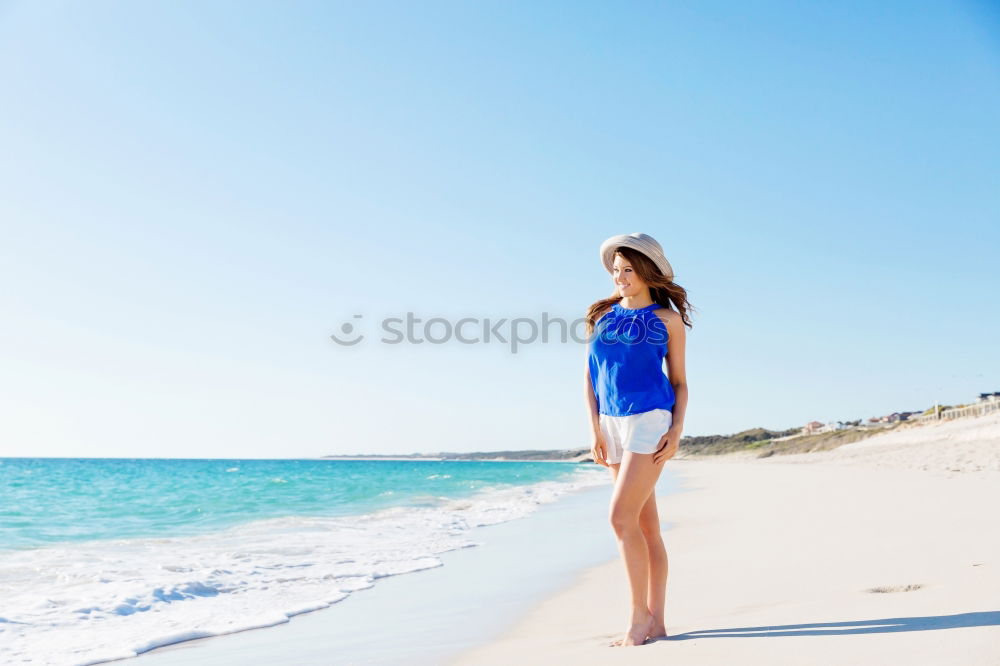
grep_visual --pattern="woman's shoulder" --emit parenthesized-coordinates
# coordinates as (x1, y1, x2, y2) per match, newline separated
(651, 306, 680, 327)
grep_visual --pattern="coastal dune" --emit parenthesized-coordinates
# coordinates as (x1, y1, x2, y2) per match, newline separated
(451, 413, 1000, 665)
(762, 411, 1000, 475)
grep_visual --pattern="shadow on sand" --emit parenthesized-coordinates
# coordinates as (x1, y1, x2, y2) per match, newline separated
(658, 611, 1000, 641)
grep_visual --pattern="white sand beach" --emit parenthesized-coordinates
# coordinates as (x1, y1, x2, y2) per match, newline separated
(451, 412, 1000, 665)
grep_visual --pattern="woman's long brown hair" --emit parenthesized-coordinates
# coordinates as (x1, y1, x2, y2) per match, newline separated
(585, 246, 696, 337)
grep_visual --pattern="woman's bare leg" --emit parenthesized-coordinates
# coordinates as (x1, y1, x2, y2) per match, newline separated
(640, 489, 669, 640)
(608, 462, 669, 644)
(607, 451, 666, 646)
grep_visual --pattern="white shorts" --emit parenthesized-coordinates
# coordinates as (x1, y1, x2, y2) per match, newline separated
(599, 408, 673, 465)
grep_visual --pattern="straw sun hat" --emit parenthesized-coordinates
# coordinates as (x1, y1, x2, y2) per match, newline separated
(600, 232, 674, 279)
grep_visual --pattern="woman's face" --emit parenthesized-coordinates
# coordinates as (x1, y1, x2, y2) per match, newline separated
(612, 253, 647, 298)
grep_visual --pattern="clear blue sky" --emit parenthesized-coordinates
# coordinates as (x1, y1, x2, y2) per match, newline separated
(1, 1, 998, 458)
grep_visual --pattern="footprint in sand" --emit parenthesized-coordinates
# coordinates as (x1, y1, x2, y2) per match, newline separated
(865, 583, 924, 593)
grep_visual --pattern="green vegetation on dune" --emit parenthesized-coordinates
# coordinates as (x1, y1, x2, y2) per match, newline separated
(678, 427, 799, 456)
(686, 423, 906, 459)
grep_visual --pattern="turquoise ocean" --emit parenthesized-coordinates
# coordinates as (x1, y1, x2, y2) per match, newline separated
(0, 457, 607, 665)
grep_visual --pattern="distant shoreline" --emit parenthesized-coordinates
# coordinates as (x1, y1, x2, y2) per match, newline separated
(319, 456, 589, 463)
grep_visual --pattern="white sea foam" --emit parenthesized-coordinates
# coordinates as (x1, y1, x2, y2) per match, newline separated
(0, 467, 606, 666)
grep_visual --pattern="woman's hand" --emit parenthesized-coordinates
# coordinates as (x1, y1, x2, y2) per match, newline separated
(653, 425, 681, 465)
(590, 431, 609, 467)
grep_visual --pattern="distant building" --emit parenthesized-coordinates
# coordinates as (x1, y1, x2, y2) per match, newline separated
(868, 412, 914, 423)
(803, 420, 824, 434)
(978, 392, 1000, 403)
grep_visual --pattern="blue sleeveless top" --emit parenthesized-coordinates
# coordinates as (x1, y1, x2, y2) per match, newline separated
(588, 302, 675, 417)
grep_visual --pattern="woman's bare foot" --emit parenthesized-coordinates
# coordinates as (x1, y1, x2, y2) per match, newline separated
(647, 618, 668, 641)
(609, 617, 667, 646)
(610, 613, 655, 647)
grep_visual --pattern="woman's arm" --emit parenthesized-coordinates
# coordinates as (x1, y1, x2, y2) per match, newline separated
(585, 306, 612, 438)
(586, 364, 609, 466)
(585, 365, 601, 436)
(652, 309, 687, 465)
(664, 312, 688, 431)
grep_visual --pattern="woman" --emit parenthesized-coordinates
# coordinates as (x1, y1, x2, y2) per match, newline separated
(585, 232, 693, 647)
